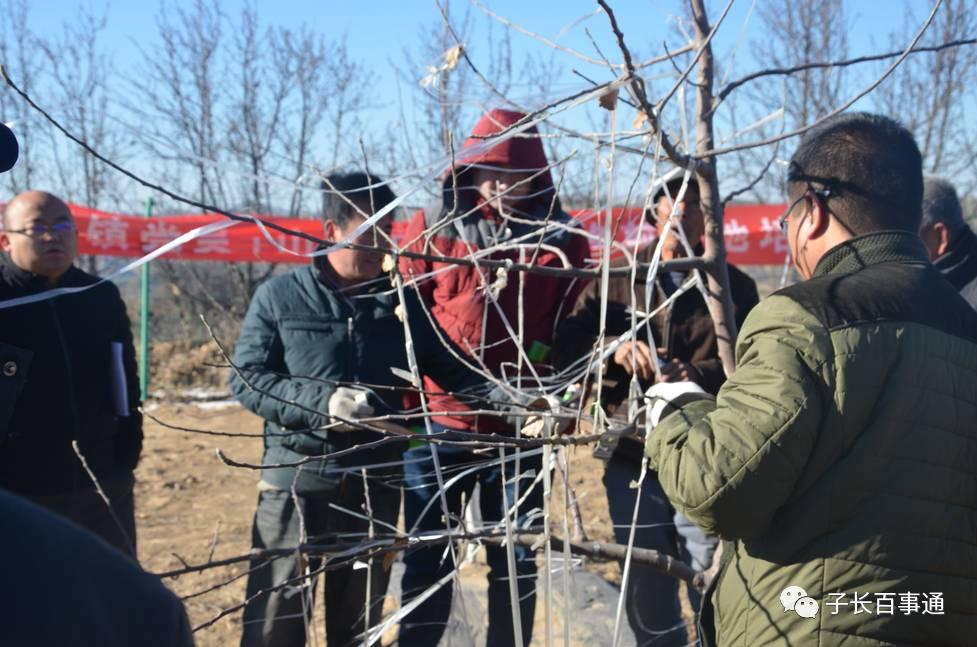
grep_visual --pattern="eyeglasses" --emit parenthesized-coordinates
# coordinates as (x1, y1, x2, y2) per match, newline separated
(5, 221, 76, 238)
(777, 193, 807, 235)
(777, 187, 833, 235)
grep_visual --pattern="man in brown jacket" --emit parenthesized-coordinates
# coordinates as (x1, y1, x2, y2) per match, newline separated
(554, 176, 758, 646)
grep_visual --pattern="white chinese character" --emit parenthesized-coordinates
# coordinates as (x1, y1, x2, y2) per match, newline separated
(86, 216, 129, 250)
(192, 229, 231, 255)
(619, 219, 640, 245)
(586, 220, 603, 238)
(636, 225, 656, 248)
(851, 592, 874, 615)
(759, 216, 789, 255)
(140, 221, 182, 252)
(724, 218, 750, 253)
(922, 592, 945, 615)
(875, 593, 896, 615)
(898, 592, 921, 615)
(826, 592, 848, 615)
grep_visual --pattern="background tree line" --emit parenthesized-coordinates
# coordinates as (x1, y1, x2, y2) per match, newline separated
(0, 0, 974, 342)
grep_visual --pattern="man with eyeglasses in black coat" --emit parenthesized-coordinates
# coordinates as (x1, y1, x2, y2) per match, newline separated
(0, 189, 142, 557)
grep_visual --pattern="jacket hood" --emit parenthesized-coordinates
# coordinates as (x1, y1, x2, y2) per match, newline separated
(444, 109, 559, 215)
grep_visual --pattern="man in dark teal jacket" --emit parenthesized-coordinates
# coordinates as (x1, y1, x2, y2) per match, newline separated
(232, 173, 510, 647)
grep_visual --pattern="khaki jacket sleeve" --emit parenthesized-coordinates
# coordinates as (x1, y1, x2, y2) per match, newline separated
(645, 295, 831, 540)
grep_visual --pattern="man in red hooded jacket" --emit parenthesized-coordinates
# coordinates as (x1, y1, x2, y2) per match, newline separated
(397, 109, 591, 646)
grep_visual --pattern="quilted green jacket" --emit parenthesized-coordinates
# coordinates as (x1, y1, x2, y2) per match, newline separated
(646, 232, 977, 646)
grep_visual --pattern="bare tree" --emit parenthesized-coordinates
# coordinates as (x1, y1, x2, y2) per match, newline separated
(39, 3, 129, 274)
(126, 0, 383, 335)
(719, 0, 851, 202)
(131, 0, 227, 209)
(276, 29, 329, 216)
(386, 3, 515, 196)
(0, 0, 41, 195)
(40, 3, 122, 207)
(752, 0, 849, 127)
(874, 0, 977, 193)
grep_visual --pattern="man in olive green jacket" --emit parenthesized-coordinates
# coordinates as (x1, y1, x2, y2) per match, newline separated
(645, 113, 977, 646)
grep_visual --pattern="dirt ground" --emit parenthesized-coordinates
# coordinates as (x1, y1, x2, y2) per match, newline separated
(136, 402, 690, 646)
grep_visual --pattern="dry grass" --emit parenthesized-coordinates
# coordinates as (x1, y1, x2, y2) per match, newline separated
(136, 403, 693, 646)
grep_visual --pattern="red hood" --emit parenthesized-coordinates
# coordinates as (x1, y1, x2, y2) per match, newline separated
(445, 109, 557, 211)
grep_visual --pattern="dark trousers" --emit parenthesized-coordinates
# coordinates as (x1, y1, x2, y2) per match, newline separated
(240, 474, 401, 647)
(603, 453, 717, 647)
(399, 438, 543, 647)
(25, 472, 137, 558)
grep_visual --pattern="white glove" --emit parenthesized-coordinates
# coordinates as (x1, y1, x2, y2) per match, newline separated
(645, 381, 711, 427)
(522, 395, 569, 438)
(328, 386, 374, 422)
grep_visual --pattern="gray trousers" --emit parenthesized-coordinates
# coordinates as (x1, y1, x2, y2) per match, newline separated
(25, 473, 137, 558)
(240, 475, 401, 647)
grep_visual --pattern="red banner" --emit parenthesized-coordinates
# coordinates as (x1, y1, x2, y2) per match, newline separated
(63, 203, 789, 266)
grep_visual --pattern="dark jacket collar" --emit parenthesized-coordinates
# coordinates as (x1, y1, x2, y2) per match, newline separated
(934, 226, 977, 290)
(812, 231, 930, 279)
(308, 259, 389, 300)
(0, 255, 83, 293)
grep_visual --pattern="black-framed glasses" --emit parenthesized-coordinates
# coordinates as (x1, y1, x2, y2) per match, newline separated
(777, 193, 807, 235)
(5, 221, 76, 238)
(777, 187, 834, 235)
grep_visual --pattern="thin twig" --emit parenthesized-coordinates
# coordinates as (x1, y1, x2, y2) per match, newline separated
(718, 37, 977, 101)
(596, 0, 690, 169)
(71, 440, 136, 556)
(700, 0, 945, 158)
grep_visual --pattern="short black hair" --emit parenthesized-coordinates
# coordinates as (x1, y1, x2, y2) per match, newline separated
(921, 176, 965, 234)
(321, 172, 396, 228)
(652, 175, 700, 207)
(787, 112, 923, 234)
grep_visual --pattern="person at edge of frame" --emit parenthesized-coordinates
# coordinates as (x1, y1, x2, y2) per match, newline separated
(918, 176, 977, 310)
(0, 189, 142, 558)
(0, 126, 193, 647)
(552, 173, 758, 647)
(644, 112, 977, 647)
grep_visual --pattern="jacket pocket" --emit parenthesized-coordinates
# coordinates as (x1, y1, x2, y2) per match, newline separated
(278, 319, 346, 376)
(279, 427, 333, 457)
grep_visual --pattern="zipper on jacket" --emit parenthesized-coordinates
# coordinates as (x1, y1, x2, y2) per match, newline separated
(347, 317, 356, 382)
(50, 300, 82, 490)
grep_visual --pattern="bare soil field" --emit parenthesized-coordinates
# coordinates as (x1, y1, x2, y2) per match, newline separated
(136, 402, 688, 646)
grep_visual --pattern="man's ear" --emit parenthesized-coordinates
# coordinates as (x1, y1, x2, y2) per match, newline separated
(805, 192, 832, 240)
(322, 219, 338, 243)
(0, 233, 10, 253)
(933, 221, 952, 257)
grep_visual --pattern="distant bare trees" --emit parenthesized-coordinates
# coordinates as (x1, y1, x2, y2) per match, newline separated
(874, 0, 977, 193)
(40, 4, 124, 211)
(0, 0, 41, 195)
(126, 0, 377, 334)
(723, 0, 977, 202)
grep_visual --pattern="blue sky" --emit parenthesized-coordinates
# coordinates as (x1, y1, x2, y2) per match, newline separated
(28, 0, 913, 96)
(16, 0, 946, 208)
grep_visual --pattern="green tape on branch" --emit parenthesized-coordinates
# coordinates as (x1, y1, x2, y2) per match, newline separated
(527, 340, 551, 363)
